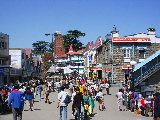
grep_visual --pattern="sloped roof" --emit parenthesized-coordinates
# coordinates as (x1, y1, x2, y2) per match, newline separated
(47, 63, 59, 73)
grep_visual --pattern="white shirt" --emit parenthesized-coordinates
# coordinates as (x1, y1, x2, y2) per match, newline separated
(96, 91, 104, 98)
(56, 82, 61, 87)
(58, 91, 68, 106)
(105, 83, 109, 88)
(116, 92, 124, 100)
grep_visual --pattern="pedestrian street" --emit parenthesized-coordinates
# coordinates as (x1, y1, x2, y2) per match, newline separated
(0, 87, 152, 120)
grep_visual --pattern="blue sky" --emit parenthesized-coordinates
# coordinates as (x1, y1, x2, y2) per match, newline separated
(1, 0, 160, 48)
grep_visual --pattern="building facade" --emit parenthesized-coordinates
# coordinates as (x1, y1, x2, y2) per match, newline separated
(97, 28, 160, 84)
(0, 32, 10, 85)
(83, 36, 104, 79)
(9, 48, 32, 83)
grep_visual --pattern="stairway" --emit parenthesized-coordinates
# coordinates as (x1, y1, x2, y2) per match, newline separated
(133, 50, 160, 86)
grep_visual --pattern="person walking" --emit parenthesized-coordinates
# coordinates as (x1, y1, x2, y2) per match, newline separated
(69, 81, 74, 96)
(37, 84, 43, 101)
(115, 88, 125, 111)
(73, 87, 84, 120)
(96, 89, 104, 111)
(88, 93, 95, 115)
(25, 87, 34, 111)
(57, 86, 69, 120)
(8, 84, 24, 120)
(105, 82, 110, 95)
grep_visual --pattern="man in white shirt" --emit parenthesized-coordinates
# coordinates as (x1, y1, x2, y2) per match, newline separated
(115, 89, 125, 111)
(105, 83, 110, 95)
(57, 86, 69, 120)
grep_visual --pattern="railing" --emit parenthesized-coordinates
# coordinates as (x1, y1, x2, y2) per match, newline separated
(134, 52, 160, 86)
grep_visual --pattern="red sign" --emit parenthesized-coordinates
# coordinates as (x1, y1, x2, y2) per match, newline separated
(122, 66, 133, 69)
(92, 67, 102, 70)
(112, 37, 151, 42)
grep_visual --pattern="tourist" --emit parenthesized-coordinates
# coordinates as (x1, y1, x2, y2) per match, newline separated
(96, 89, 104, 111)
(73, 87, 84, 120)
(115, 88, 125, 111)
(8, 84, 24, 120)
(57, 86, 69, 120)
(25, 87, 34, 111)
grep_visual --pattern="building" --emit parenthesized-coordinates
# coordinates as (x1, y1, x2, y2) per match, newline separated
(66, 44, 85, 75)
(9, 48, 29, 83)
(0, 32, 10, 85)
(96, 28, 160, 85)
(83, 36, 104, 79)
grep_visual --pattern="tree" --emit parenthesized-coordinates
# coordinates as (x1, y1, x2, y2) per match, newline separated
(32, 41, 53, 56)
(63, 30, 85, 53)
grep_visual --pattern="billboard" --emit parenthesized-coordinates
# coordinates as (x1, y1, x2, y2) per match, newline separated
(112, 37, 151, 42)
(9, 50, 22, 69)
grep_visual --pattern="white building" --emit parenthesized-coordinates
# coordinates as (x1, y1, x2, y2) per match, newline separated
(9, 48, 27, 83)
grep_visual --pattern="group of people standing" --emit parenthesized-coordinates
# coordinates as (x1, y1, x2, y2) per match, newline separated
(115, 84, 160, 120)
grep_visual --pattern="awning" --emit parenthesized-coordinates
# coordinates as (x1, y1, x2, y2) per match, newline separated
(92, 64, 102, 70)
(122, 66, 133, 69)
(106, 68, 111, 72)
(92, 67, 102, 70)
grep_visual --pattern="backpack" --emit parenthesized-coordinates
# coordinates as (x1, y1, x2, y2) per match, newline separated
(63, 93, 71, 104)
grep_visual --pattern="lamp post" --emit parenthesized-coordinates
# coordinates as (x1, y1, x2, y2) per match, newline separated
(130, 60, 137, 91)
(45, 33, 58, 62)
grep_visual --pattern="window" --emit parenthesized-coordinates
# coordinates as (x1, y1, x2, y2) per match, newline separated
(124, 49, 130, 58)
(0, 41, 7, 49)
(139, 50, 145, 59)
(0, 59, 6, 65)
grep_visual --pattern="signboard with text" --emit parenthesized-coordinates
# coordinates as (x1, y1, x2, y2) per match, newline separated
(112, 37, 151, 42)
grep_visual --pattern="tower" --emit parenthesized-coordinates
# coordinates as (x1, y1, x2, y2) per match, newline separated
(54, 31, 65, 58)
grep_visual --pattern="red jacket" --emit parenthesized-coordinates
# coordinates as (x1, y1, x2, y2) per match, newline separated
(141, 98, 146, 107)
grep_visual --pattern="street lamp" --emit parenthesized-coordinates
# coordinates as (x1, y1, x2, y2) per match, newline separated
(130, 60, 137, 91)
(45, 33, 58, 62)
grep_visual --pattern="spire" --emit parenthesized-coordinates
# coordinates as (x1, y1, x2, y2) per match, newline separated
(69, 44, 74, 52)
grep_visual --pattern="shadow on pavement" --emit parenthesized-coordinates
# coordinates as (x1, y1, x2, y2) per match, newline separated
(34, 109, 41, 110)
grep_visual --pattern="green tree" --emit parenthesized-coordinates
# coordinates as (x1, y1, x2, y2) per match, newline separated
(63, 30, 85, 53)
(32, 41, 53, 56)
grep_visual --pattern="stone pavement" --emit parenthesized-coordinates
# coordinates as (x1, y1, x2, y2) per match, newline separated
(0, 87, 152, 120)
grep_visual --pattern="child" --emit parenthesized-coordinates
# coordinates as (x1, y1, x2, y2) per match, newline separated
(84, 101, 89, 119)
(102, 101, 106, 111)
(45, 90, 51, 104)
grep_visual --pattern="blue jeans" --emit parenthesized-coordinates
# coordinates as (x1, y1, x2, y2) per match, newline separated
(38, 91, 42, 99)
(59, 106, 67, 120)
(57, 87, 61, 93)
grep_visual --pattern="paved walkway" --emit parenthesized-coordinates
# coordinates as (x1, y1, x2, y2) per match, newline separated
(0, 87, 152, 120)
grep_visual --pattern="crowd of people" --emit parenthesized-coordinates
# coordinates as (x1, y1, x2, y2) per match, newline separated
(0, 76, 160, 120)
(57, 77, 110, 120)
(0, 77, 110, 120)
(115, 83, 160, 120)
